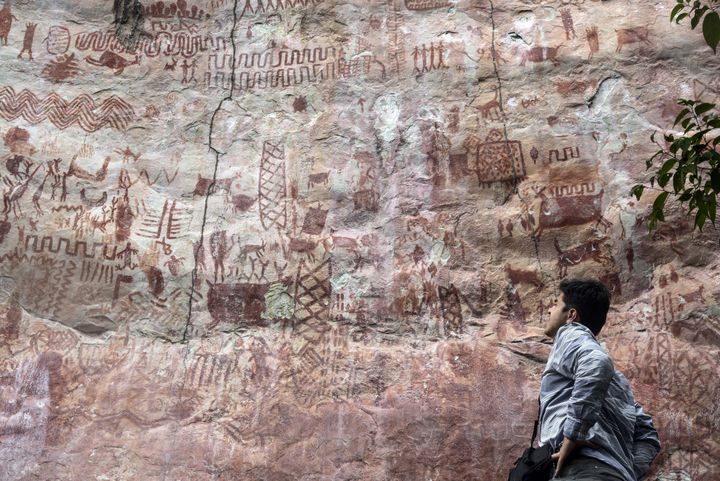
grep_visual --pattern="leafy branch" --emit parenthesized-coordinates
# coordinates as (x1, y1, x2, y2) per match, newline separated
(631, 1, 720, 232)
(670, 0, 720, 52)
(631, 100, 720, 230)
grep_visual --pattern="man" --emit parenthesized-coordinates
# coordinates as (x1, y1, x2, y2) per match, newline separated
(540, 278, 660, 480)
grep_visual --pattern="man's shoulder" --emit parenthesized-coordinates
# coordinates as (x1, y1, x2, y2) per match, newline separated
(555, 323, 598, 347)
(553, 323, 611, 364)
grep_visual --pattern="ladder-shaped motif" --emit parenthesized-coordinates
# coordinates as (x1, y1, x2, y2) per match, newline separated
(293, 257, 331, 325)
(258, 141, 287, 231)
(439, 284, 463, 334)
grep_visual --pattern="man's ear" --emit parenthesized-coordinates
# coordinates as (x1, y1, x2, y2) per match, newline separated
(566, 308, 577, 322)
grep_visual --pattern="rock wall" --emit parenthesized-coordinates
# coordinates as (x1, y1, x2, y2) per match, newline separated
(1, 0, 719, 479)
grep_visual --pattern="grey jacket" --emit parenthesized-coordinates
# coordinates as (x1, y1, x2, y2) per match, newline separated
(539, 323, 661, 481)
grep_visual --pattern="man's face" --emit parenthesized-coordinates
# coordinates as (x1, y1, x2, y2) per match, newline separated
(544, 294, 576, 338)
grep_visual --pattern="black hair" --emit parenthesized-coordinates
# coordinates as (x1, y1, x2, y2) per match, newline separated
(559, 278, 611, 336)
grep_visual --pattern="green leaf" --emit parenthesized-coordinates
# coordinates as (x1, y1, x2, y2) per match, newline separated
(700, 148, 715, 161)
(679, 190, 693, 201)
(631, 184, 645, 200)
(653, 191, 670, 215)
(673, 170, 684, 192)
(693, 190, 706, 214)
(690, 130, 707, 142)
(674, 108, 690, 126)
(658, 172, 672, 188)
(648, 216, 658, 231)
(676, 12, 689, 23)
(671, 3, 684, 21)
(712, 169, 720, 192)
(708, 194, 717, 224)
(703, 11, 720, 53)
(659, 158, 678, 176)
(694, 102, 715, 116)
(695, 206, 707, 230)
(691, 11, 703, 29)
(675, 137, 690, 154)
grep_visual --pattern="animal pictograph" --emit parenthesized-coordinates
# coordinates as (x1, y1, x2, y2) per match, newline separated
(615, 27, 651, 52)
(85, 51, 141, 75)
(554, 237, 614, 277)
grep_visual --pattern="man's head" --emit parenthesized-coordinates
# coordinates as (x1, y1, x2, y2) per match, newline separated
(544, 278, 611, 338)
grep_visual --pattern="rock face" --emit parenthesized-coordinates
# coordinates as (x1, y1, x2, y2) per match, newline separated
(0, 0, 719, 479)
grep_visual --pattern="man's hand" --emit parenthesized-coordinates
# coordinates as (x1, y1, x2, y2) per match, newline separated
(551, 436, 599, 477)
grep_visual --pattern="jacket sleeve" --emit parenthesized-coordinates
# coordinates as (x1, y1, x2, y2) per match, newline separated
(632, 402, 661, 480)
(561, 347, 615, 441)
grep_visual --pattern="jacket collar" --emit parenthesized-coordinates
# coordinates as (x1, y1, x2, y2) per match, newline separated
(557, 322, 597, 340)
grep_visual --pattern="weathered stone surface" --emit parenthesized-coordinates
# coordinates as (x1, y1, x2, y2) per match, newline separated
(1, 0, 719, 479)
